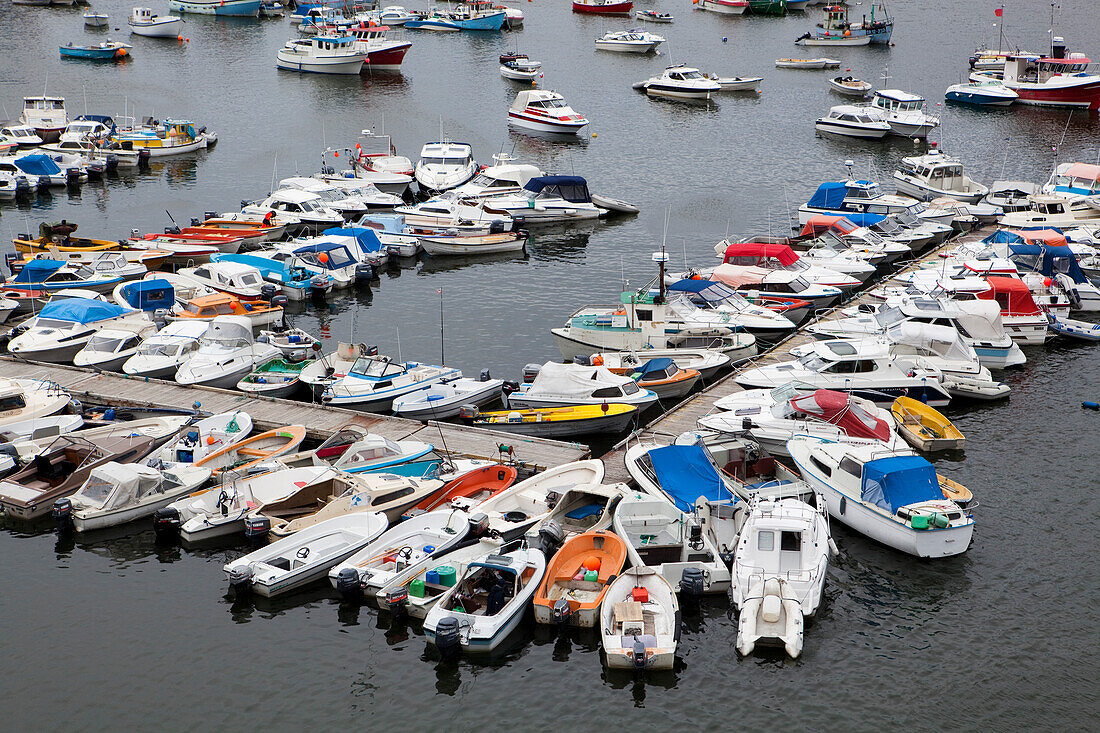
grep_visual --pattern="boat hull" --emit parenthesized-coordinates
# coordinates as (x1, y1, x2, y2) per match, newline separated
(815, 120, 890, 139)
(363, 43, 410, 70)
(473, 408, 636, 438)
(507, 112, 588, 135)
(944, 90, 1016, 107)
(168, 0, 260, 16)
(643, 83, 715, 100)
(130, 19, 183, 37)
(797, 35, 871, 47)
(1005, 78, 1100, 110)
(276, 54, 366, 75)
(572, 1, 633, 15)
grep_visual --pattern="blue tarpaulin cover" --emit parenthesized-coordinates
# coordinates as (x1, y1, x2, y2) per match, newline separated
(666, 279, 738, 304)
(805, 181, 848, 209)
(120, 278, 174, 311)
(860, 455, 943, 513)
(320, 226, 385, 254)
(12, 259, 65, 283)
(635, 358, 674, 376)
(15, 154, 62, 176)
(649, 444, 735, 512)
(1006, 243, 1089, 284)
(37, 298, 130, 324)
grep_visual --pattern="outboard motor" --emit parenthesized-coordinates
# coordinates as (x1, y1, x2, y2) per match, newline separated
(137, 149, 151, 167)
(52, 498, 73, 535)
(458, 404, 479, 423)
(366, 345, 379, 357)
(679, 567, 706, 599)
(688, 524, 704, 551)
(552, 598, 572, 626)
(260, 283, 278, 302)
(204, 211, 217, 221)
(573, 355, 591, 366)
(354, 262, 373, 285)
(632, 637, 648, 669)
(271, 295, 289, 308)
(190, 217, 201, 227)
(104, 155, 118, 173)
(511, 217, 525, 232)
(153, 507, 182, 542)
(244, 515, 271, 547)
(66, 167, 82, 186)
(535, 520, 565, 559)
(434, 616, 461, 656)
(164, 225, 181, 236)
(479, 368, 491, 382)
(488, 220, 505, 234)
(521, 363, 542, 384)
(384, 586, 409, 616)
(502, 380, 520, 394)
(335, 567, 364, 602)
(227, 565, 253, 594)
(309, 275, 328, 300)
(467, 512, 489, 537)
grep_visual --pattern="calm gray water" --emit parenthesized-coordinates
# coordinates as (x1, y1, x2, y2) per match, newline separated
(2, 1, 1099, 729)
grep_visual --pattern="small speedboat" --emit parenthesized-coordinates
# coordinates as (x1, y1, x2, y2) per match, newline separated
(414, 141, 478, 194)
(944, 80, 1018, 106)
(595, 29, 665, 54)
(121, 321, 207, 379)
(391, 376, 504, 420)
(321, 352, 462, 412)
(59, 40, 132, 61)
(65, 462, 211, 532)
(193, 425, 307, 476)
(815, 104, 892, 139)
(775, 58, 840, 69)
(499, 54, 542, 81)
(419, 232, 527, 256)
(634, 65, 721, 101)
(601, 356, 700, 401)
(828, 75, 873, 96)
(600, 566, 679, 670)
(72, 324, 158, 371)
(84, 11, 110, 27)
(1047, 312, 1100, 342)
(464, 404, 637, 438)
(402, 464, 517, 518)
(635, 9, 672, 22)
(149, 411, 253, 465)
(890, 396, 965, 452)
(236, 353, 313, 398)
(508, 90, 589, 135)
(706, 74, 763, 92)
(532, 529, 628, 627)
(7, 298, 152, 364)
(506, 361, 658, 411)
(375, 536, 505, 618)
(469, 459, 606, 539)
(174, 316, 283, 390)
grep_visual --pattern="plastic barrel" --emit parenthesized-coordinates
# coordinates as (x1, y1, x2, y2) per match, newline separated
(436, 565, 458, 587)
(911, 514, 930, 530)
(409, 578, 426, 598)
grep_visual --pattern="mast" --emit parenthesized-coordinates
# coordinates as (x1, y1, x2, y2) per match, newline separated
(652, 250, 668, 304)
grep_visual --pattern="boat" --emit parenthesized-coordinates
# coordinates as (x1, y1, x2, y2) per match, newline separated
(193, 425, 306, 475)
(507, 90, 589, 135)
(572, 0, 633, 15)
(84, 11, 110, 27)
(480, 176, 603, 223)
(72, 324, 159, 371)
(20, 97, 67, 143)
(329, 508, 474, 599)
(870, 89, 940, 138)
(167, 0, 261, 16)
(276, 35, 368, 75)
(211, 253, 333, 301)
(695, 0, 747, 14)
(593, 356, 700, 401)
(238, 191, 346, 233)
(224, 512, 389, 598)
(391, 376, 504, 420)
(415, 142, 478, 194)
(236, 353, 313, 398)
(505, 361, 658, 411)
(0, 378, 74, 434)
(464, 459, 605, 538)
(111, 118, 215, 157)
(177, 261, 265, 300)
(634, 66, 721, 101)
(600, 566, 679, 670)
(0, 152, 76, 187)
(797, 33, 869, 47)
(324, 433, 434, 476)
(0, 123, 44, 149)
(706, 75, 763, 92)
(7, 298, 151, 364)
(63, 462, 210, 532)
(532, 529, 628, 627)
(464, 403, 635, 438)
(168, 293, 284, 328)
(974, 277, 1049, 345)
(500, 56, 542, 81)
(718, 241, 861, 291)
(121, 321, 207, 378)
(748, 0, 784, 15)
(423, 542, 547, 653)
(445, 1, 507, 31)
(797, 177, 954, 228)
(787, 436, 974, 557)
(4, 258, 129, 295)
(321, 351, 462, 412)
(149, 411, 253, 465)
(402, 464, 517, 518)
(344, 23, 412, 70)
(613, 493, 731, 596)
(174, 316, 283, 389)
(636, 9, 672, 22)
(815, 104, 891, 139)
(0, 433, 156, 521)
(892, 149, 989, 204)
(890, 396, 964, 452)
(420, 232, 527, 256)
(591, 348, 729, 381)
(703, 263, 844, 310)
(1048, 312, 1100, 341)
(129, 7, 183, 37)
(394, 195, 510, 229)
(299, 341, 361, 399)
(732, 496, 832, 658)
(944, 80, 1018, 106)
(379, 5, 417, 25)
(796, 2, 892, 45)
(828, 76, 872, 96)
(405, 11, 463, 31)
(595, 29, 665, 54)
(775, 58, 840, 69)
(993, 38, 1100, 110)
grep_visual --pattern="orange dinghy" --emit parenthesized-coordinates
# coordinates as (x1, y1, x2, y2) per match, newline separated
(403, 464, 518, 518)
(532, 529, 628, 628)
(195, 425, 307, 475)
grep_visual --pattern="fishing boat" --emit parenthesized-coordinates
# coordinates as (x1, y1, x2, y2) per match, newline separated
(532, 529, 628, 627)
(636, 9, 672, 22)
(994, 42, 1100, 110)
(64, 462, 211, 532)
(84, 11, 110, 27)
(129, 7, 183, 37)
(613, 493, 731, 596)
(796, 33, 869, 47)
(424, 543, 547, 653)
(225, 512, 390, 598)
(168, 293, 284, 328)
(112, 118, 215, 157)
(193, 424, 306, 475)
(446, 1, 507, 31)
(174, 316, 284, 389)
(168, 0, 261, 16)
(149, 411, 253, 465)
(695, 0, 747, 14)
(321, 351, 462, 412)
(944, 80, 1018, 106)
(828, 76, 872, 96)
(121, 321, 207, 378)
(276, 36, 369, 75)
(236, 353, 313, 398)
(572, 0, 633, 15)
(775, 58, 840, 69)
(7, 299, 152, 364)
(595, 29, 665, 54)
(796, 2, 892, 46)
(600, 566, 679, 670)
(500, 56, 541, 81)
(508, 90, 589, 135)
(420, 232, 527, 256)
(391, 376, 504, 420)
(20, 96, 67, 143)
(890, 396, 965, 452)
(634, 66, 721, 101)
(815, 104, 891, 139)
(73, 324, 159, 371)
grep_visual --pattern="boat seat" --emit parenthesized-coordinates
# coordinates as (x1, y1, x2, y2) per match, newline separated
(621, 633, 657, 648)
(267, 557, 292, 571)
(564, 503, 603, 520)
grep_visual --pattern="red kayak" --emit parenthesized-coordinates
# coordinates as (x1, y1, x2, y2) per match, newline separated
(572, 0, 633, 15)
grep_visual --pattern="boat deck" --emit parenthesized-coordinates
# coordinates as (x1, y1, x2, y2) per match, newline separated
(0, 358, 589, 472)
(598, 226, 994, 484)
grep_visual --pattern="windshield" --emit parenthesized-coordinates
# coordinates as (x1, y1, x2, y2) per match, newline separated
(874, 307, 906, 328)
(87, 335, 125, 352)
(798, 355, 832, 371)
(32, 318, 75, 329)
(138, 343, 183, 357)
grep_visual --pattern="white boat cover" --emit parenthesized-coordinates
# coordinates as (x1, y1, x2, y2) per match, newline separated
(71, 462, 162, 511)
(203, 316, 255, 345)
(883, 322, 977, 362)
(528, 361, 636, 397)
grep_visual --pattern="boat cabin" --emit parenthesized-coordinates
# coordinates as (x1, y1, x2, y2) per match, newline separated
(418, 142, 473, 168)
(22, 96, 67, 126)
(740, 499, 822, 576)
(1003, 51, 1092, 84)
(723, 242, 804, 271)
(190, 263, 264, 291)
(179, 293, 270, 319)
(0, 385, 28, 413)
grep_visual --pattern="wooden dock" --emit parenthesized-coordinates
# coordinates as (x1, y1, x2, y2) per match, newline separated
(598, 226, 993, 484)
(0, 358, 590, 471)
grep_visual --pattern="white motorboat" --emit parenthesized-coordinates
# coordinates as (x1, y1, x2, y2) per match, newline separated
(394, 194, 512, 229)
(452, 154, 543, 201)
(379, 5, 417, 25)
(375, 536, 506, 618)
(983, 181, 1039, 213)
(787, 436, 974, 558)
(799, 177, 956, 229)
(636, 9, 673, 22)
(129, 7, 183, 37)
(468, 459, 606, 539)
(600, 566, 679, 670)
(84, 11, 110, 27)
(524, 482, 629, 543)
(613, 493, 731, 596)
(998, 193, 1100, 230)
(7, 298, 151, 364)
(321, 351, 462, 412)
(122, 321, 207, 379)
(174, 316, 282, 389)
(72, 324, 158, 371)
(277, 177, 401, 218)
(717, 240, 861, 291)
(20, 96, 67, 143)
(0, 123, 43, 148)
(695, 0, 747, 14)
(481, 176, 603, 223)
(505, 361, 658, 411)
(0, 378, 74, 433)
(225, 511, 389, 597)
(419, 231, 526, 256)
(775, 57, 840, 69)
(815, 105, 892, 139)
(701, 264, 844, 310)
(276, 35, 368, 75)
(500, 56, 542, 81)
(634, 65, 721, 101)
(391, 376, 504, 420)
(827, 76, 873, 96)
(325, 433, 434, 475)
(592, 348, 730, 382)
(66, 462, 210, 532)
(297, 342, 362, 399)
(328, 508, 473, 599)
(707, 74, 763, 92)
(790, 240, 878, 282)
(149, 410, 253, 465)
(870, 89, 940, 139)
(944, 80, 1018, 106)
(892, 149, 989, 204)
(595, 29, 665, 54)
(701, 386, 907, 456)
(415, 142, 477, 194)
(177, 261, 265, 300)
(424, 543, 547, 654)
(507, 90, 589, 135)
(239, 189, 345, 234)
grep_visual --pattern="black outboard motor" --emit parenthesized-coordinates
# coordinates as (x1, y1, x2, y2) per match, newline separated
(138, 149, 151, 167)
(488, 220, 505, 234)
(535, 520, 565, 559)
(632, 637, 648, 669)
(153, 506, 182, 542)
(335, 567, 364, 602)
(385, 586, 409, 616)
(309, 275, 329, 300)
(366, 345, 379, 357)
(467, 512, 489, 537)
(479, 368, 491, 382)
(511, 217, 525, 232)
(227, 566, 252, 594)
(271, 295, 289, 308)
(204, 211, 217, 221)
(573, 355, 591, 366)
(244, 515, 271, 547)
(260, 283, 278, 302)
(679, 567, 706, 599)
(354, 263, 373, 285)
(502, 380, 520, 395)
(687, 524, 704, 551)
(52, 498, 73, 535)
(164, 225, 181, 236)
(552, 598, 572, 626)
(434, 616, 461, 656)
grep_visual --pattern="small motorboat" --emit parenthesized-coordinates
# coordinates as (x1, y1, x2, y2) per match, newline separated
(463, 404, 638, 439)
(414, 141, 478, 194)
(508, 90, 589, 136)
(321, 351, 462, 412)
(815, 104, 892, 139)
(168, 293, 284, 329)
(7, 298, 153, 364)
(944, 80, 1018, 106)
(602, 356, 700, 401)
(225, 512, 389, 598)
(591, 348, 730, 382)
(391, 375, 504, 420)
(706, 74, 763, 92)
(129, 7, 183, 38)
(174, 316, 283, 390)
(177, 261, 266, 300)
(505, 361, 658, 410)
(72, 324, 158, 371)
(149, 411, 253, 465)
(59, 41, 133, 61)
(594, 29, 665, 54)
(419, 232, 527, 256)
(236, 353, 313, 399)
(402, 465, 517, 518)
(276, 36, 368, 75)
(379, 5, 417, 25)
(404, 11, 463, 31)
(634, 65, 721, 101)
(500, 54, 542, 81)
(121, 321, 207, 379)
(84, 11, 110, 27)
(375, 536, 504, 618)
(695, 0, 748, 13)
(871, 89, 940, 139)
(890, 396, 965, 452)
(828, 75, 873, 96)
(424, 542, 547, 654)
(467, 459, 606, 539)
(635, 9, 672, 22)
(775, 58, 840, 69)
(193, 425, 307, 476)
(600, 566, 679, 670)
(532, 529, 628, 627)
(325, 433, 435, 476)
(64, 462, 211, 532)
(1047, 312, 1100, 342)
(257, 327, 319, 356)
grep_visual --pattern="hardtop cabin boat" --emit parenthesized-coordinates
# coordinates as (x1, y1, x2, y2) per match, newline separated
(178, 261, 266, 300)
(635, 66, 721, 101)
(121, 320, 207, 378)
(993, 38, 1100, 110)
(892, 149, 989, 204)
(798, 178, 953, 228)
(414, 142, 477, 194)
(173, 315, 283, 389)
(944, 80, 1018, 106)
(796, 3, 892, 46)
(240, 189, 346, 233)
(504, 361, 658, 411)
(595, 29, 665, 54)
(7, 298, 150, 364)
(869, 90, 940, 139)
(112, 118, 215, 157)
(480, 176, 603, 223)
(572, 0, 633, 15)
(451, 155, 544, 200)
(508, 90, 589, 136)
(998, 193, 1100, 230)
(277, 35, 369, 75)
(696, 0, 747, 14)
(129, 7, 183, 37)
(168, 292, 284, 327)
(21, 96, 67, 142)
(0, 123, 44, 148)
(345, 23, 412, 70)
(321, 351, 462, 411)
(815, 105, 891, 139)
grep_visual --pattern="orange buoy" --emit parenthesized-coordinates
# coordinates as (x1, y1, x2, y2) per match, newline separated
(583, 556, 601, 572)
(206, 436, 216, 445)
(318, 252, 329, 263)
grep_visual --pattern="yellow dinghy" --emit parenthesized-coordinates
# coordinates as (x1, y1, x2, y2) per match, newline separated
(465, 403, 637, 439)
(14, 221, 128, 255)
(890, 396, 965, 452)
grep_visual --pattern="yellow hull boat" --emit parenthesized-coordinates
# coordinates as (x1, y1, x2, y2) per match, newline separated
(891, 396, 965, 452)
(468, 403, 637, 439)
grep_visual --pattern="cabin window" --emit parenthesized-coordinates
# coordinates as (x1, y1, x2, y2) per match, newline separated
(0, 395, 27, 411)
(853, 359, 878, 373)
(373, 486, 415, 505)
(994, 293, 1010, 310)
(216, 304, 234, 314)
(636, 309, 652, 321)
(809, 456, 832, 477)
(756, 530, 774, 552)
(591, 387, 621, 399)
(839, 457, 862, 478)
(780, 531, 801, 553)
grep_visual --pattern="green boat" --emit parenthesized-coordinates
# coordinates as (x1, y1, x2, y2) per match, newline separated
(748, 0, 786, 15)
(236, 356, 313, 399)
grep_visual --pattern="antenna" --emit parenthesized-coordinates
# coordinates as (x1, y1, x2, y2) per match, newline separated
(438, 286, 445, 365)
(269, 153, 278, 194)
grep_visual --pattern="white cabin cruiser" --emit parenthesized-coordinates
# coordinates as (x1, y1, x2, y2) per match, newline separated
(481, 176, 603, 223)
(122, 321, 207, 379)
(415, 142, 477, 194)
(128, 7, 183, 37)
(321, 351, 462, 412)
(508, 90, 589, 135)
(504, 361, 658, 411)
(239, 189, 345, 233)
(7, 298, 150, 364)
(595, 29, 665, 53)
(276, 35, 369, 75)
(815, 104, 891, 139)
(394, 193, 511, 229)
(66, 462, 210, 532)
(174, 316, 282, 389)
(892, 149, 989, 203)
(277, 176, 402, 217)
(0, 378, 74, 434)
(177, 261, 265, 300)
(869, 89, 940, 139)
(451, 155, 544, 200)
(635, 66, 721, 100)
(72, 323, 158, 371)
(998, 193, 1100, 230)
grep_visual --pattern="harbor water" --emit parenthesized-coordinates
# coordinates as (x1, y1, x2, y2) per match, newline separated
(1, 0, 1099, 728)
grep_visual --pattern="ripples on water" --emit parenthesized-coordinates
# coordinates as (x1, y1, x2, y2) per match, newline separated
(1, 0, 1099, 729)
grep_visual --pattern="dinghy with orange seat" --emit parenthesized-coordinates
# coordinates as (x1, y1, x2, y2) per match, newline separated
(533, 529, 628, 628)
(195, 425, 307, 476)
(403, 464, 518, 518)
